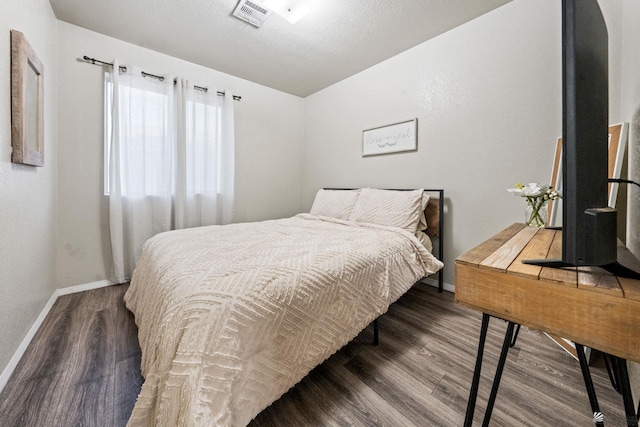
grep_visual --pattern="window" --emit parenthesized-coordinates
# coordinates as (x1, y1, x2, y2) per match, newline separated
(104, 64, 235, 282)
(104, 72, 174, 197)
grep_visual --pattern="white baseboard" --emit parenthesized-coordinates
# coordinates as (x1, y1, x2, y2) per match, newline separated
(0, 292, 59, 393)
(0, 279, 117, 394)
(56, 279, 116, 296)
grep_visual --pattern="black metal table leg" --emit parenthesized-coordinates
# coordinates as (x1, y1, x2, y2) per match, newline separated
(462, 317, 635, 426)
(603, 354, 621, 393)
(510, 323, 521, 348)
(481, 321, 517, 427)
(464, 313, 490, 427)
(612, 356, 639, 427)
(575, 343, 605, 427)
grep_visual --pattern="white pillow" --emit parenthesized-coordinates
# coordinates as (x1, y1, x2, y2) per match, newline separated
(349, 188, 424, 233)
(310, 189, 361, 220)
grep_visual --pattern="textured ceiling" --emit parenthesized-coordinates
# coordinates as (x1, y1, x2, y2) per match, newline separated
(49, 0, 511, 97)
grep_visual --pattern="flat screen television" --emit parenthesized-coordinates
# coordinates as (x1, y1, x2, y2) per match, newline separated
(524, 0, 640, 278)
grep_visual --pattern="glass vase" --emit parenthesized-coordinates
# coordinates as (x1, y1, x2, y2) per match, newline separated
(525, 199, 548, 227)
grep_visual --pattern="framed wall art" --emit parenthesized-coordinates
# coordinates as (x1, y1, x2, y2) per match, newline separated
(362, 118, 417, 157)
(11, 30, 44, 167)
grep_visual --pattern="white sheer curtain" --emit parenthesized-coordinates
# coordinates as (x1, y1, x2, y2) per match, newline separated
(106, 62, 235, 283)
(175, 79, 235, 229)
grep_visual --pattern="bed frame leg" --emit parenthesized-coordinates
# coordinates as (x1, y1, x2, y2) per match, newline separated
(373, 318, 379, 346)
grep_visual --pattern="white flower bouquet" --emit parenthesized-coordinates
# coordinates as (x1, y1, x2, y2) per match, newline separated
(507, 182, 561, 227)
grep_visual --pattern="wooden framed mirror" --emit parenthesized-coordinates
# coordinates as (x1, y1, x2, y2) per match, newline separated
(11, 30, 44, 167)
(548, 123, 628, 227)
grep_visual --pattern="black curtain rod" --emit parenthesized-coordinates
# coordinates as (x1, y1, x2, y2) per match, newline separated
(82, 56, 241, 101)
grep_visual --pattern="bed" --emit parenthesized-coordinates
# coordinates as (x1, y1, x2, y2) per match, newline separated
(124, 188, 444, 426)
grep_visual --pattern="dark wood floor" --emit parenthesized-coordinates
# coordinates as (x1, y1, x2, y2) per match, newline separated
(0, 283, 630, 426)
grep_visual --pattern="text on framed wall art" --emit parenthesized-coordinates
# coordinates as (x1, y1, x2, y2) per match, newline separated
(362, 118, 417, 157)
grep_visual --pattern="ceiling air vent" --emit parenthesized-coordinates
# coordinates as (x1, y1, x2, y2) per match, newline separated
(232, 0, 271, 28)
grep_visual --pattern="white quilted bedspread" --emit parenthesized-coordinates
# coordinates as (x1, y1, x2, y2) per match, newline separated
(124, 214, 443, 426)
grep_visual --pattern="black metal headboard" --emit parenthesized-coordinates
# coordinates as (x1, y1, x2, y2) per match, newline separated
(423, 189, 444, 293)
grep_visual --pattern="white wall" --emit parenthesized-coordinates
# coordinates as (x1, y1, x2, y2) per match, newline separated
(621, 0, 640, 255)
(620, 0, 640, 407)
(0, 0, 58, 372)
(303, 0, 563, 285)
(55, 22, 305, 287)
(302, 0, 638, 397)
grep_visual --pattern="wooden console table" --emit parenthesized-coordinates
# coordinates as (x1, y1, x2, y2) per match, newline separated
(455, 223, 640, 426)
